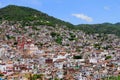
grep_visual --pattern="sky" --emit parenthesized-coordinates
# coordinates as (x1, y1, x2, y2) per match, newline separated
(0, 0, 120, 25)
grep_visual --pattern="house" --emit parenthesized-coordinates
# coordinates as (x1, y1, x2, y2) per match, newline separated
(89, 58, 97, 63)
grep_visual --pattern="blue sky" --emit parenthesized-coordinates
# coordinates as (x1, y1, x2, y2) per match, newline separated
(0, 0, 120, 25)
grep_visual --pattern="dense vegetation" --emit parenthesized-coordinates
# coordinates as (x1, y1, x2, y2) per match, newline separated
(50, 32, 63, 45)
(0, 5, 74, 28)
(73, 55, 82, 59)
(0, 5, 120, 37)
(0, 73, 4, 76)
(102, 75, 120, 80)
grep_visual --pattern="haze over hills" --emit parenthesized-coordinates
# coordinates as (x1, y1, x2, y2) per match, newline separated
(0, 5, 120, 37)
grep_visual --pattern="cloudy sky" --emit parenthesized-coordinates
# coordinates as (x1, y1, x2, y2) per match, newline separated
(0, 0, 120, 25)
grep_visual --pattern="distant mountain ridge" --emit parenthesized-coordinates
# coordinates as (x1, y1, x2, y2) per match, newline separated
(0, 5, 120, 37)
(76, 23, 120, 37)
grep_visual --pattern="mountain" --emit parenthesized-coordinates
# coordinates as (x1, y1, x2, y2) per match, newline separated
(0, 5, 74, 28)
(0, 5, 120, 37)
(76, 23, 120, 37)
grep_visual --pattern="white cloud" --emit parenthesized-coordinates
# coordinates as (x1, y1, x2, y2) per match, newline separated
(104, 6, 110, 10)
(72, 13, 93, 22)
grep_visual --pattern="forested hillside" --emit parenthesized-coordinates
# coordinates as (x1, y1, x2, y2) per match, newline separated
(76, 23, 120, 37)
(0, 5, 74, 28)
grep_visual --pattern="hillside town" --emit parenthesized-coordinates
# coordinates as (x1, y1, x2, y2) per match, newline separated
(0, 22, 120, 80)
